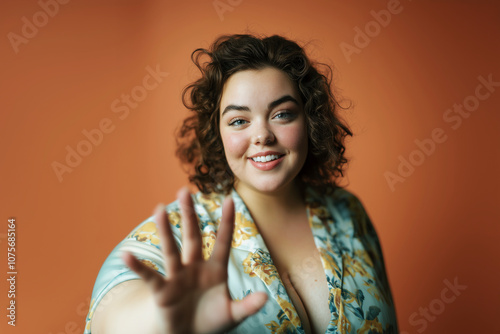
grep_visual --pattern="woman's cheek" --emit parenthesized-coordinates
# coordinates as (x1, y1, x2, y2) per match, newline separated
(279, 124, 307, 149)
(221, 132, 248, 158)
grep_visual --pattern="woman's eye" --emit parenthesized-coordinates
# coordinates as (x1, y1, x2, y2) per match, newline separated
(274, 111, 294, 120)
(229, 119, 247, 126)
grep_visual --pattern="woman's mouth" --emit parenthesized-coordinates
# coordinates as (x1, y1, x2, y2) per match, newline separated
(250, 154, 282, 162)
(248, 154, 285, 171)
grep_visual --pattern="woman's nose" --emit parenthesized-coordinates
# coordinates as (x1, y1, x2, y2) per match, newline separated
(252, 124, 275, 145)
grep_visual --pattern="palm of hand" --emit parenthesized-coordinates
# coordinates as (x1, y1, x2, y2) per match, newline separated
(123, 188, 267, 334)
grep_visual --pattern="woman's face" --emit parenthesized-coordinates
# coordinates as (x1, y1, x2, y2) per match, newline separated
(219, 66, 308, 196)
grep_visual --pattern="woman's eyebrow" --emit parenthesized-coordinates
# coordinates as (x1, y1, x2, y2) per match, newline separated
(221, 95, 300, 116)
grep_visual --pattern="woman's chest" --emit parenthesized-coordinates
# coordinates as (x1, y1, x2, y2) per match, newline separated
(263, 224, 332, 334)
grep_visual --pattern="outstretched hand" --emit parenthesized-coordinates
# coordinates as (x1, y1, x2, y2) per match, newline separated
(122, 187, 268, 334)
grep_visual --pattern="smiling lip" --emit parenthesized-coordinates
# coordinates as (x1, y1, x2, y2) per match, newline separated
(248, 151, 284, 158)
(248, 151, 285, 171)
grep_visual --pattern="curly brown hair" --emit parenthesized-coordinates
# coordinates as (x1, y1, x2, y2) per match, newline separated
(176, 33, 352, 195)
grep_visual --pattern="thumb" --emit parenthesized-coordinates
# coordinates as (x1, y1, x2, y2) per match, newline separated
(230, 292, 268, 323)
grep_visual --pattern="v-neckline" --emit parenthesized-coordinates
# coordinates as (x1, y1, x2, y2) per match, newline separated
(229, 186, 345, 333)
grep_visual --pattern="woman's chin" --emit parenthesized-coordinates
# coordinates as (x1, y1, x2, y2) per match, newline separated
(236, 179, 296, 196)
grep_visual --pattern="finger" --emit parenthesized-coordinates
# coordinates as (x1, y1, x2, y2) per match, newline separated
(154, 203, 182, 276)
(211, 195, 235, 265)
(230, 292, 268, 323)
(121, 251, 165, 292)
(177, 187, 203, 263)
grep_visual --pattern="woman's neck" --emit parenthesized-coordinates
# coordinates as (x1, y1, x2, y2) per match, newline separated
(234, 180, 307, 230)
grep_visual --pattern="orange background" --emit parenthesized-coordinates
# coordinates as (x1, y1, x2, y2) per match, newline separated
(1, 0, 499, 333)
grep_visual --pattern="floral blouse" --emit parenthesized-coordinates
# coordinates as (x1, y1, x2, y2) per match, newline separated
(84, 185, 398, 333)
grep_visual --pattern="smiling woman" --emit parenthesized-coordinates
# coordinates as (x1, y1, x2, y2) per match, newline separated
(219, 67, 309, 196)
(84, 33, 399, 334)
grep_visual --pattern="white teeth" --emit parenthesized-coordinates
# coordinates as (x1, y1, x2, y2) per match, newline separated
(252, 154, 280, 162)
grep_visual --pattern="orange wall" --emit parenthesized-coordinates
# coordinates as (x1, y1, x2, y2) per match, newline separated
(1, 0, 499, 333)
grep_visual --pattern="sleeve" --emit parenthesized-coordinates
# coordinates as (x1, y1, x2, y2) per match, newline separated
(83, 202, 183, 334)
(345, 191, 397, 313)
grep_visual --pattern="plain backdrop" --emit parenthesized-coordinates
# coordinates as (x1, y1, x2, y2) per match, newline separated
(1, 0, 499, 333)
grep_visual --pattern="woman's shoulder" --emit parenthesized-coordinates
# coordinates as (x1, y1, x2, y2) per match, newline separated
(122, 192, 224, 258)
(306, 184, 374, 234)
(165, 189, 227, 223)
(306, 183, 365, 210)
(132, 191, 225, 232)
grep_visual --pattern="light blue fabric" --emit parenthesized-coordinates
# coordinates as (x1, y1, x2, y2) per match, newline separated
(84, 185, 398, 333)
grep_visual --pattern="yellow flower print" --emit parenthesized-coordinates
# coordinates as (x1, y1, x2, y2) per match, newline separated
(331, 287, 352, 331)
(357, 318, 384, 334)
(242, 250, 279, 285)
(201, 230, 216, 260)
(84, 298, 96, 332)
(318, 244, 340, 275)
(339, 313, 352, 333)
(265, 308, 295, 333)
(242, 253, 256, 277)
(197, 193, 222, 212)
(139, 259, 159, 270)
(307, 211, 325, 230)
(265, 318, 294, 333)
(232, 212, 258, 247)
(308, 201, 330, 220)
(341, 289, 356, 304)
(364, 281, 382, 302)
(276, 295, 301, 328)
(343, 253, 373, 279)
(354, 249, 374, 267)
(363, 279, 392, 305)
(167, 210, 181, 228)
(333, 287, 342, 311)
(87, 298, 95, 318)
(129, 221, 160, 246)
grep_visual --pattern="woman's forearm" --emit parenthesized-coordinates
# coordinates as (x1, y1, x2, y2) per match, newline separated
(90, 280, 162, 334)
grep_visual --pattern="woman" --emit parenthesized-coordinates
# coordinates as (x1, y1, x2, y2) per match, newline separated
(85, 33, 398, 333)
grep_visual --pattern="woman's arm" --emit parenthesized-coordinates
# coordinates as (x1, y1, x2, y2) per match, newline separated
(90, 280, 161, 334)
(88, 187, 267, 334)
